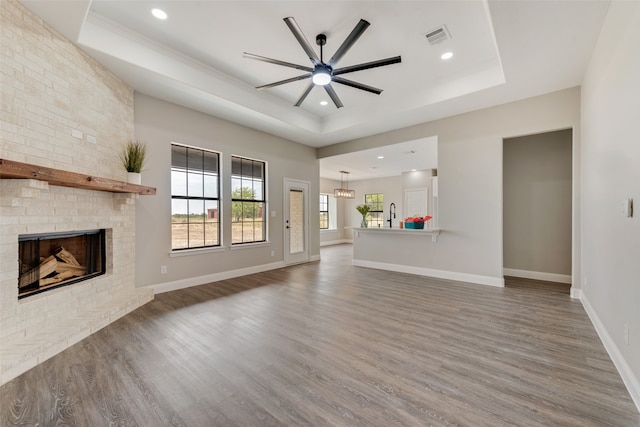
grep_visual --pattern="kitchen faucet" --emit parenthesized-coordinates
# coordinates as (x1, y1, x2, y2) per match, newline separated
(387, 203, 396, 228)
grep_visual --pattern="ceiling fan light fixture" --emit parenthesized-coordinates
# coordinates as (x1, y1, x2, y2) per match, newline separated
(312, 70, 332, 86)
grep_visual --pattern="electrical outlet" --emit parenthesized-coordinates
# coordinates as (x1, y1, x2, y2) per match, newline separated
(583, 276, 587, 286)
(71, 129, 83, 139)
(160, 265, 167, 274)
(624, 324, 629, 346)
(271, 250, 275, 257)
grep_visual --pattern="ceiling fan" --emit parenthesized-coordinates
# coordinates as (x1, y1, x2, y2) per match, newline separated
(244, 17, 401, 108)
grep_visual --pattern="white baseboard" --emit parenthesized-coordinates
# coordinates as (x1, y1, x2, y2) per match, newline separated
(320, 239, 351, 247)
(570, 287, 582, 300)
(353, 259, 504, 288)
(503, 268, 572, 284)
(581, 293, 640, 412)
(149, 261, 285, 294)
(310, 254, 321, 262)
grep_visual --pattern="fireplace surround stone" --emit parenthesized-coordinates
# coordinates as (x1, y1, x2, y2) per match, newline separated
(0, 0, 154, 385)
(0, 179, 153, 385)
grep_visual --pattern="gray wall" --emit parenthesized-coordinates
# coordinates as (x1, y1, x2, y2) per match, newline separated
(134, 94, 319, 288)
(581, 1, 640, 403)
(319, 177, 346, 244)
(503, 130, 572, 275)
(319, 88, 580, 284)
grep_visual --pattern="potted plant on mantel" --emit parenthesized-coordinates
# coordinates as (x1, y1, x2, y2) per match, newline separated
(119, 140, 147, 185)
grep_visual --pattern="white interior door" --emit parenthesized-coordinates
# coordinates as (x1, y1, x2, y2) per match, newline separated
(284, 179, 309, 265)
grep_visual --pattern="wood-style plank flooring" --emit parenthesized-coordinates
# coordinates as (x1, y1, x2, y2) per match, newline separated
(2, 244, 639, 426)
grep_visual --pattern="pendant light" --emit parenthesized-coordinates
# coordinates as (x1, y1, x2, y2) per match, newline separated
(334, 171, 355, 198)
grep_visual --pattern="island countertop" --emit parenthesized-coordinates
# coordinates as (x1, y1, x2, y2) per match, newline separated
(351, 226, 440, 241)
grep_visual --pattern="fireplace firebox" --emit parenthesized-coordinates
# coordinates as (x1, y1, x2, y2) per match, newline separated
(18, 230, 106, 298)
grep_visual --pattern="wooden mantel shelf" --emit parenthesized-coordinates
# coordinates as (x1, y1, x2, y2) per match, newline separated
(0, 159, 156, 195)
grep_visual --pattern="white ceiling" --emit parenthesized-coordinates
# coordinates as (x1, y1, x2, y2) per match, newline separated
(21, 0, 610, 180)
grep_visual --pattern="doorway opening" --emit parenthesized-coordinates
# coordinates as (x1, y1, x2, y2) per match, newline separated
(503, 129, 572, 290)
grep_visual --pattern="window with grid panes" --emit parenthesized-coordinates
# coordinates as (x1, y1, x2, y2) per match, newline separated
(171, 144, 220, 250)
(231, 156, 266, 244)
(319, 194, 329, 229)
(364, 193, 384, 227)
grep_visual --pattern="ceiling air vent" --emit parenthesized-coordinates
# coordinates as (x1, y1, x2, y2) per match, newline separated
(424, 25, 451, 46)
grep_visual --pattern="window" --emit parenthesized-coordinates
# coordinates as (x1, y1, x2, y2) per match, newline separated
(171, 144, 220, 250)
(231, 156, 266, 244)
(319, 194, 329, 229)
(365, 193, 384, 227)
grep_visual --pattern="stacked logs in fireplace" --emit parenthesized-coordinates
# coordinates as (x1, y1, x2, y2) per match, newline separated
(18, 230, 106, 298)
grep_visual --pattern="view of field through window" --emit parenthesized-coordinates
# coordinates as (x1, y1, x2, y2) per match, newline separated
(231, 156, 266, 244)
(171, 144, 220, 250)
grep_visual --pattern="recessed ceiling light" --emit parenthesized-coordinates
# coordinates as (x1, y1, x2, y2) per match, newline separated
(151, 8, 167, 20)
(441, 52, 453, 60)
(320, 101, 328, 106)
(411, 169, 417, 172)
(377, 156, 384, 159)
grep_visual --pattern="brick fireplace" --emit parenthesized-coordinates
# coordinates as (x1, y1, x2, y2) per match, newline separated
(0, 0, 153, 385)
(0, 179, 153, 384)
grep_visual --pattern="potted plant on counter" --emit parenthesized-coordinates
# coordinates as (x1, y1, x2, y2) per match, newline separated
(356, 204, 371, 228)
(119, 140, 147, 185)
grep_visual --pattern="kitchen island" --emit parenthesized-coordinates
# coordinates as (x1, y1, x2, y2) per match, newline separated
(351, 226, 503, 287)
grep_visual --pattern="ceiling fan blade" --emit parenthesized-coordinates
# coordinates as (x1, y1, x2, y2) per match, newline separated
(256, 74, 312, 90)
(283, 17, 321, 66)
(324, 84, 344, 108)
(243, 53, 313, 72)
(294, 82, 315, 107)
(333, 56, 402, 76)
(332, 76, 383, 95)
(328, 19, 370, 67)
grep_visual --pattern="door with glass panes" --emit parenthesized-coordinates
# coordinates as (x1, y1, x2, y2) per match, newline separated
(284, 179, 309, 265)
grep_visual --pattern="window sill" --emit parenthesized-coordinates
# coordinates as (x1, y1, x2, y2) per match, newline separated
(230, 241, 271, 251)
(169, 246, 226, 257)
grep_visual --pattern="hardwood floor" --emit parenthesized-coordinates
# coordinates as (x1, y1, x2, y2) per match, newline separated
(2, 244, 638, 426)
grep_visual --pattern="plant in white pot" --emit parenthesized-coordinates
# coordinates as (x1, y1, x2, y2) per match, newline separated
(119, 140, 147, 185)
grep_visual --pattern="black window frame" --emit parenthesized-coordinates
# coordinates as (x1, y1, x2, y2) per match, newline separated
(231, 156, 267, 245)
(319, 194, 329, 230)
(170, 143, 221, 251)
